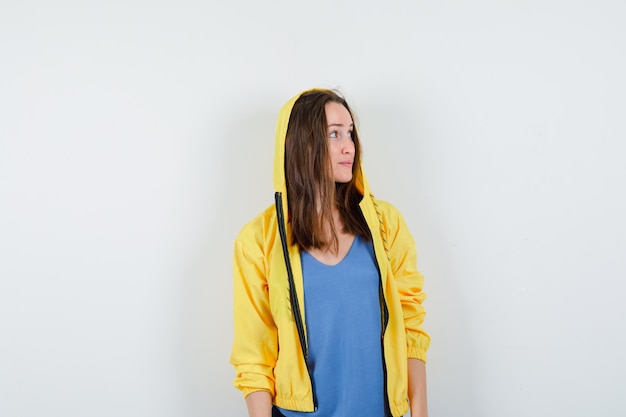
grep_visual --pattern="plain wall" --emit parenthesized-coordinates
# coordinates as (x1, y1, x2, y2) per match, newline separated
(1, 1, 624, 416)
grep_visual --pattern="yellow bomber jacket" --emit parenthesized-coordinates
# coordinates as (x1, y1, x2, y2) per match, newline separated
(230, 89, 430, 417)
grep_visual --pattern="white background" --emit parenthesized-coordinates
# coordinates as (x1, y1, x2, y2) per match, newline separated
(1, 1, 625, 416)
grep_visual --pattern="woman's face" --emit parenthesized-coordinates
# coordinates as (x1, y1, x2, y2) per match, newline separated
(325, 101, 355, 183)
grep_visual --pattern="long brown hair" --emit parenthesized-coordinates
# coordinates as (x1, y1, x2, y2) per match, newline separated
(284, 89, 371, 252)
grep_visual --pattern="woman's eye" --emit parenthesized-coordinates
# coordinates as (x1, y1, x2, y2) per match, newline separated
(348, 131, 353, 138)
(329, 131, 338, 138)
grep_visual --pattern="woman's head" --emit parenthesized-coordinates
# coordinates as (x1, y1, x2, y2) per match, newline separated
(284, 89, 369, 251)
(284, 89, 363, 196)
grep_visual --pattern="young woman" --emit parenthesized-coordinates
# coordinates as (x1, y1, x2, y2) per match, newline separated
(230, 89, 430, 417)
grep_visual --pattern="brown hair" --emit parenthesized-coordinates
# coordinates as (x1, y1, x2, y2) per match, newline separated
(284, 89, 371, 252)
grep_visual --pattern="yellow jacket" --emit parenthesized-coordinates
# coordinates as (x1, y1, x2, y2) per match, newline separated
(230, 89, 430, 417)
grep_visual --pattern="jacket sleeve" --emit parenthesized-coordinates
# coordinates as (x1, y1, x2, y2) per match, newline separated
(229, 228, 278, 398)
(383, 202, 431, 362)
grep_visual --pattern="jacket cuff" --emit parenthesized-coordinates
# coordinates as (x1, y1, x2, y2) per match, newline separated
(406, 332, 430, 363)
(407, 347, 428, 363)
(233, 365, 276, 398)
(242, 388, 272, 399)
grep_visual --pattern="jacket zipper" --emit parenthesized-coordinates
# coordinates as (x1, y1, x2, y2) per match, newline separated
(369, 195, 395, 415)
(274, 192, 317, 410)
(374, 250, 391, 416)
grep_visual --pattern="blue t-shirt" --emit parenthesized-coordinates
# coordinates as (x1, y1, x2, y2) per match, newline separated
(279, 236, 385, 417)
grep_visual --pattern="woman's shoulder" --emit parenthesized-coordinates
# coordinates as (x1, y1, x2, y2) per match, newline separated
(235, 203, 278, 246)
(370, 197, 404, 221)
(367, 197, 418, 254)
(368, 196, 415, 238)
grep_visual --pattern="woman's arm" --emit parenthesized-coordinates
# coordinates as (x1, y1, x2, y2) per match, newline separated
(408, 358, 428, 417)
(377, 201, 430, 415)
(230, 228, 278, 403)
(245, 391, 273, 417)
(380, 201, 431, 361)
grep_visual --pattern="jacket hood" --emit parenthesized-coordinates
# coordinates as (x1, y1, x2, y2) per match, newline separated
(273, 88, 368, 199)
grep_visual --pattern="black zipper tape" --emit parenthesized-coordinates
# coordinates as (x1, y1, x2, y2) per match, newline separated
(274, 192, 317, 408)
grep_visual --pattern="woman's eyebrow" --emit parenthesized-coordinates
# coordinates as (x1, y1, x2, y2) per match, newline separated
(327, 123, 354, 128)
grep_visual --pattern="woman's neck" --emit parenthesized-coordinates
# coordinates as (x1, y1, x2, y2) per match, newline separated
(308, 205, 356, 265)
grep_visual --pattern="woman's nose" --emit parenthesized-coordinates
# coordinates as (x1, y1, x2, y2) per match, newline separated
(343, 138, 355, 154)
